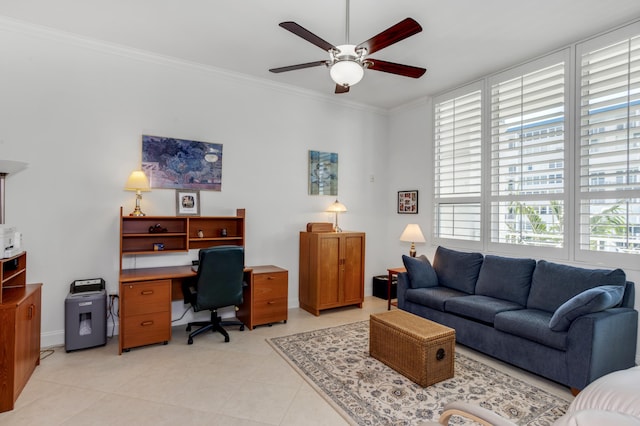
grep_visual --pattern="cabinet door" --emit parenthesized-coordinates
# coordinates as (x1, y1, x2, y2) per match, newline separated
(14, 287, 40, 399)
(316, 234, 341, 307)
(343, 234, 364, 304)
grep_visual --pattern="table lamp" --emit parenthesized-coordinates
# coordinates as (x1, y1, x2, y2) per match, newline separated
(125, 170, 150, 216)
(326, 199, 347, 232)
(400, 224, 425, 257)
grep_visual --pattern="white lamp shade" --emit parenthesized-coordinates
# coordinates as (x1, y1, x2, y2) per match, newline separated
(330, 61, 364, 87)
(326, 199, 348, 213)
(124, 170, 150, 191)
(400, 224, 426, 243)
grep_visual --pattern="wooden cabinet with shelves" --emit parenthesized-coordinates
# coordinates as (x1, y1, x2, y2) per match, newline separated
(237, 265, 288, 330)
(299, 231, 365, 316)
(0, 251, 41, 413)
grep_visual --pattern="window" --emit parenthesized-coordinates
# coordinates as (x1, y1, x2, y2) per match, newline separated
(433, 85, 482, 242)
(489, 54, 567, 248)
(577, 24, 640, 256)
(431, 20, 640, 262)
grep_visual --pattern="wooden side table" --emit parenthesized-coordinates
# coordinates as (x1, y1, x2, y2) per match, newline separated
(386, 267, 406, 310)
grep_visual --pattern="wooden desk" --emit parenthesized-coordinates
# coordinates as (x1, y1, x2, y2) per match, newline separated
(386, 267, 406, 310)
(118, 264, 287, 353)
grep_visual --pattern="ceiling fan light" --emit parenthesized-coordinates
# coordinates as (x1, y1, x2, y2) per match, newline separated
(330, 60, 364, 87)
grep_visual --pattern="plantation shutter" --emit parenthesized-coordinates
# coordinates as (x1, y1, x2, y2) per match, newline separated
(434, 88, 482, 241)
(489, 58, 566, 247)
(578, 30, 640, 253)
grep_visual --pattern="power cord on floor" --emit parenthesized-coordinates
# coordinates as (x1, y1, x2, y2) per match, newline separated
(40, 348, 55, 361)
(171, 305, 193, 323)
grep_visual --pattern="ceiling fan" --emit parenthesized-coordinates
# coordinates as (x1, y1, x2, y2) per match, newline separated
(269, 0, 426, 94)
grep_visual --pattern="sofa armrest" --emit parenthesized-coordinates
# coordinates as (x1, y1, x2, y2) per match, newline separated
(567, 307, 638, 390)
(397, 272, 410, 309)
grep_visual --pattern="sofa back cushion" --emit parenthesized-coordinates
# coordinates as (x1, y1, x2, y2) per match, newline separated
(432, 246, 483, 294)
(475, 255, 536, 306)
(526, 260, 626, 312)
(402, 254, 438, 288)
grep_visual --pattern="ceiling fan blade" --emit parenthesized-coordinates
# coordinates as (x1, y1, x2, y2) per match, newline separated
(269, 60, 328, 73)
(356, 18, 422, 55)
(279, 21, 337, 51)
(367, 58, 426, 78)
(335, 84, 350, 94)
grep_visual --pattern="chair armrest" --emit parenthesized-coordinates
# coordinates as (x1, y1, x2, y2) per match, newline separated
(438, 401, 517, 426)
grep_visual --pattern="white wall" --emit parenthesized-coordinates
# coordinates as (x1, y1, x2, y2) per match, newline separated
(0, 19, 390, 347)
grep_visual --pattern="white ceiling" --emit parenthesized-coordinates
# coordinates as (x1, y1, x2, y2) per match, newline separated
(2, 0, 640, 109)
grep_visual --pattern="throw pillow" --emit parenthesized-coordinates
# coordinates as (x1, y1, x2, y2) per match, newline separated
(549, 285, 624, 332)
(475, 255, 536, 306)
(432, 246, 483, 294)
(402, 254, 438, 289)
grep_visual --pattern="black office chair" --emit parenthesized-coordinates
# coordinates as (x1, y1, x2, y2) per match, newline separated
(183, 245, 245, 344)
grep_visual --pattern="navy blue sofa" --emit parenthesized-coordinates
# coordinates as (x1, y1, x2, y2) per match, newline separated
(397, 246, 638, 391)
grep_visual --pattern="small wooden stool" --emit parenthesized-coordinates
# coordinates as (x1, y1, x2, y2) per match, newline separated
(370, 310, 455, 387)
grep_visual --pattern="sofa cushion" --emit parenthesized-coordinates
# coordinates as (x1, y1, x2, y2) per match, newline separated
(475, 255, 536, 306)
(526, 260, 626, 313)
(405, 286, 468, 311)
(432, 246, 483, 294)
(444, 295, 524, 324)
(494, 309, 568, 351)
(549, 285, 625, 332)
(402, 254, 438, 289)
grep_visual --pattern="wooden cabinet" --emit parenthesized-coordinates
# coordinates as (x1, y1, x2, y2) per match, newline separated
(0, 265, 41, 413)
(237, 265, 288, 329)
(299, 231, 365, 316)
(119, 279, 171, 354)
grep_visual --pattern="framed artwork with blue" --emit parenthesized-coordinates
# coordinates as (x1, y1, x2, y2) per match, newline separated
(141, 135, 223, 191)
(308, 150, 338, 196)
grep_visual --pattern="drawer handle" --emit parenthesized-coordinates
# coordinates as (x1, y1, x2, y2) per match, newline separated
(267, 300, 276, 304)
(267, 276, 275, 280)
(141, 290, 154, 295)
(141, 320, 154, 326)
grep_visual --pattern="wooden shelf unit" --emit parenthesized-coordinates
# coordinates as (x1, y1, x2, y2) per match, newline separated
(119, 207, 246, 267)
(0, 252, 42, 413)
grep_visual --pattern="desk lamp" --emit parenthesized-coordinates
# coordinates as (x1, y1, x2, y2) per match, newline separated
(326, 199, 347, 232)
(125, 170, 150, 216)
(400, 224, 425, 257)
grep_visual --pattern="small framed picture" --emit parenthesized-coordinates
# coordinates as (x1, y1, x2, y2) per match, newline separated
(176, 190, 200, 216)
(397, 190, 418, 214)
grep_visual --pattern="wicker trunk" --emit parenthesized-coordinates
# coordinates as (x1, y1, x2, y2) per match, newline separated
(369, 310, 455, 387)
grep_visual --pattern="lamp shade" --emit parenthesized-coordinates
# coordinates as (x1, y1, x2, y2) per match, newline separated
(330, 60, 364, 87)
(124, 170, 150, 191)
(400, 224, 426, 243)
(326, 199, 348, 213)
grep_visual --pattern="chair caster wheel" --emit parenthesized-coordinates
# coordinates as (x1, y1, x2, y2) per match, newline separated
(188, 338, 193, 345)
(163, 341, 168, 345)
(268, 324, 273, 327)
(240, 325, 245, 331)
(224, 336, 230, 342)
(186, 325, 192, 332)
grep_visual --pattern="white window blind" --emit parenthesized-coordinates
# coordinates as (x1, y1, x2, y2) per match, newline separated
(578, 31, 640, 254)
(489, 61, 566, 247)
(433, 88, 482, 241)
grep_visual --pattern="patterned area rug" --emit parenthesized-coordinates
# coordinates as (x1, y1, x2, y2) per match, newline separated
(268, 321, 570, 425)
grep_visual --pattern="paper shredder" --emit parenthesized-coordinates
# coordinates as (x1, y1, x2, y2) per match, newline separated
(65, 279, 107, 352)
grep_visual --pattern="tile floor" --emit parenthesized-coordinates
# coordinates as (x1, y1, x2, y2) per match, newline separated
(0, 297, 572, 425)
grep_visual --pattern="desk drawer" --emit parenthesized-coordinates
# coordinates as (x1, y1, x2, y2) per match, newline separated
(122, 280, 170, 316)
(253, 297, 288, 325)
(253, 271, 288, 301)
(122, 311, 171, 350)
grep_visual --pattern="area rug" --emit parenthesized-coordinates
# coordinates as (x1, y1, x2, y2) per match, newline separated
(267, 321, 570, 425)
